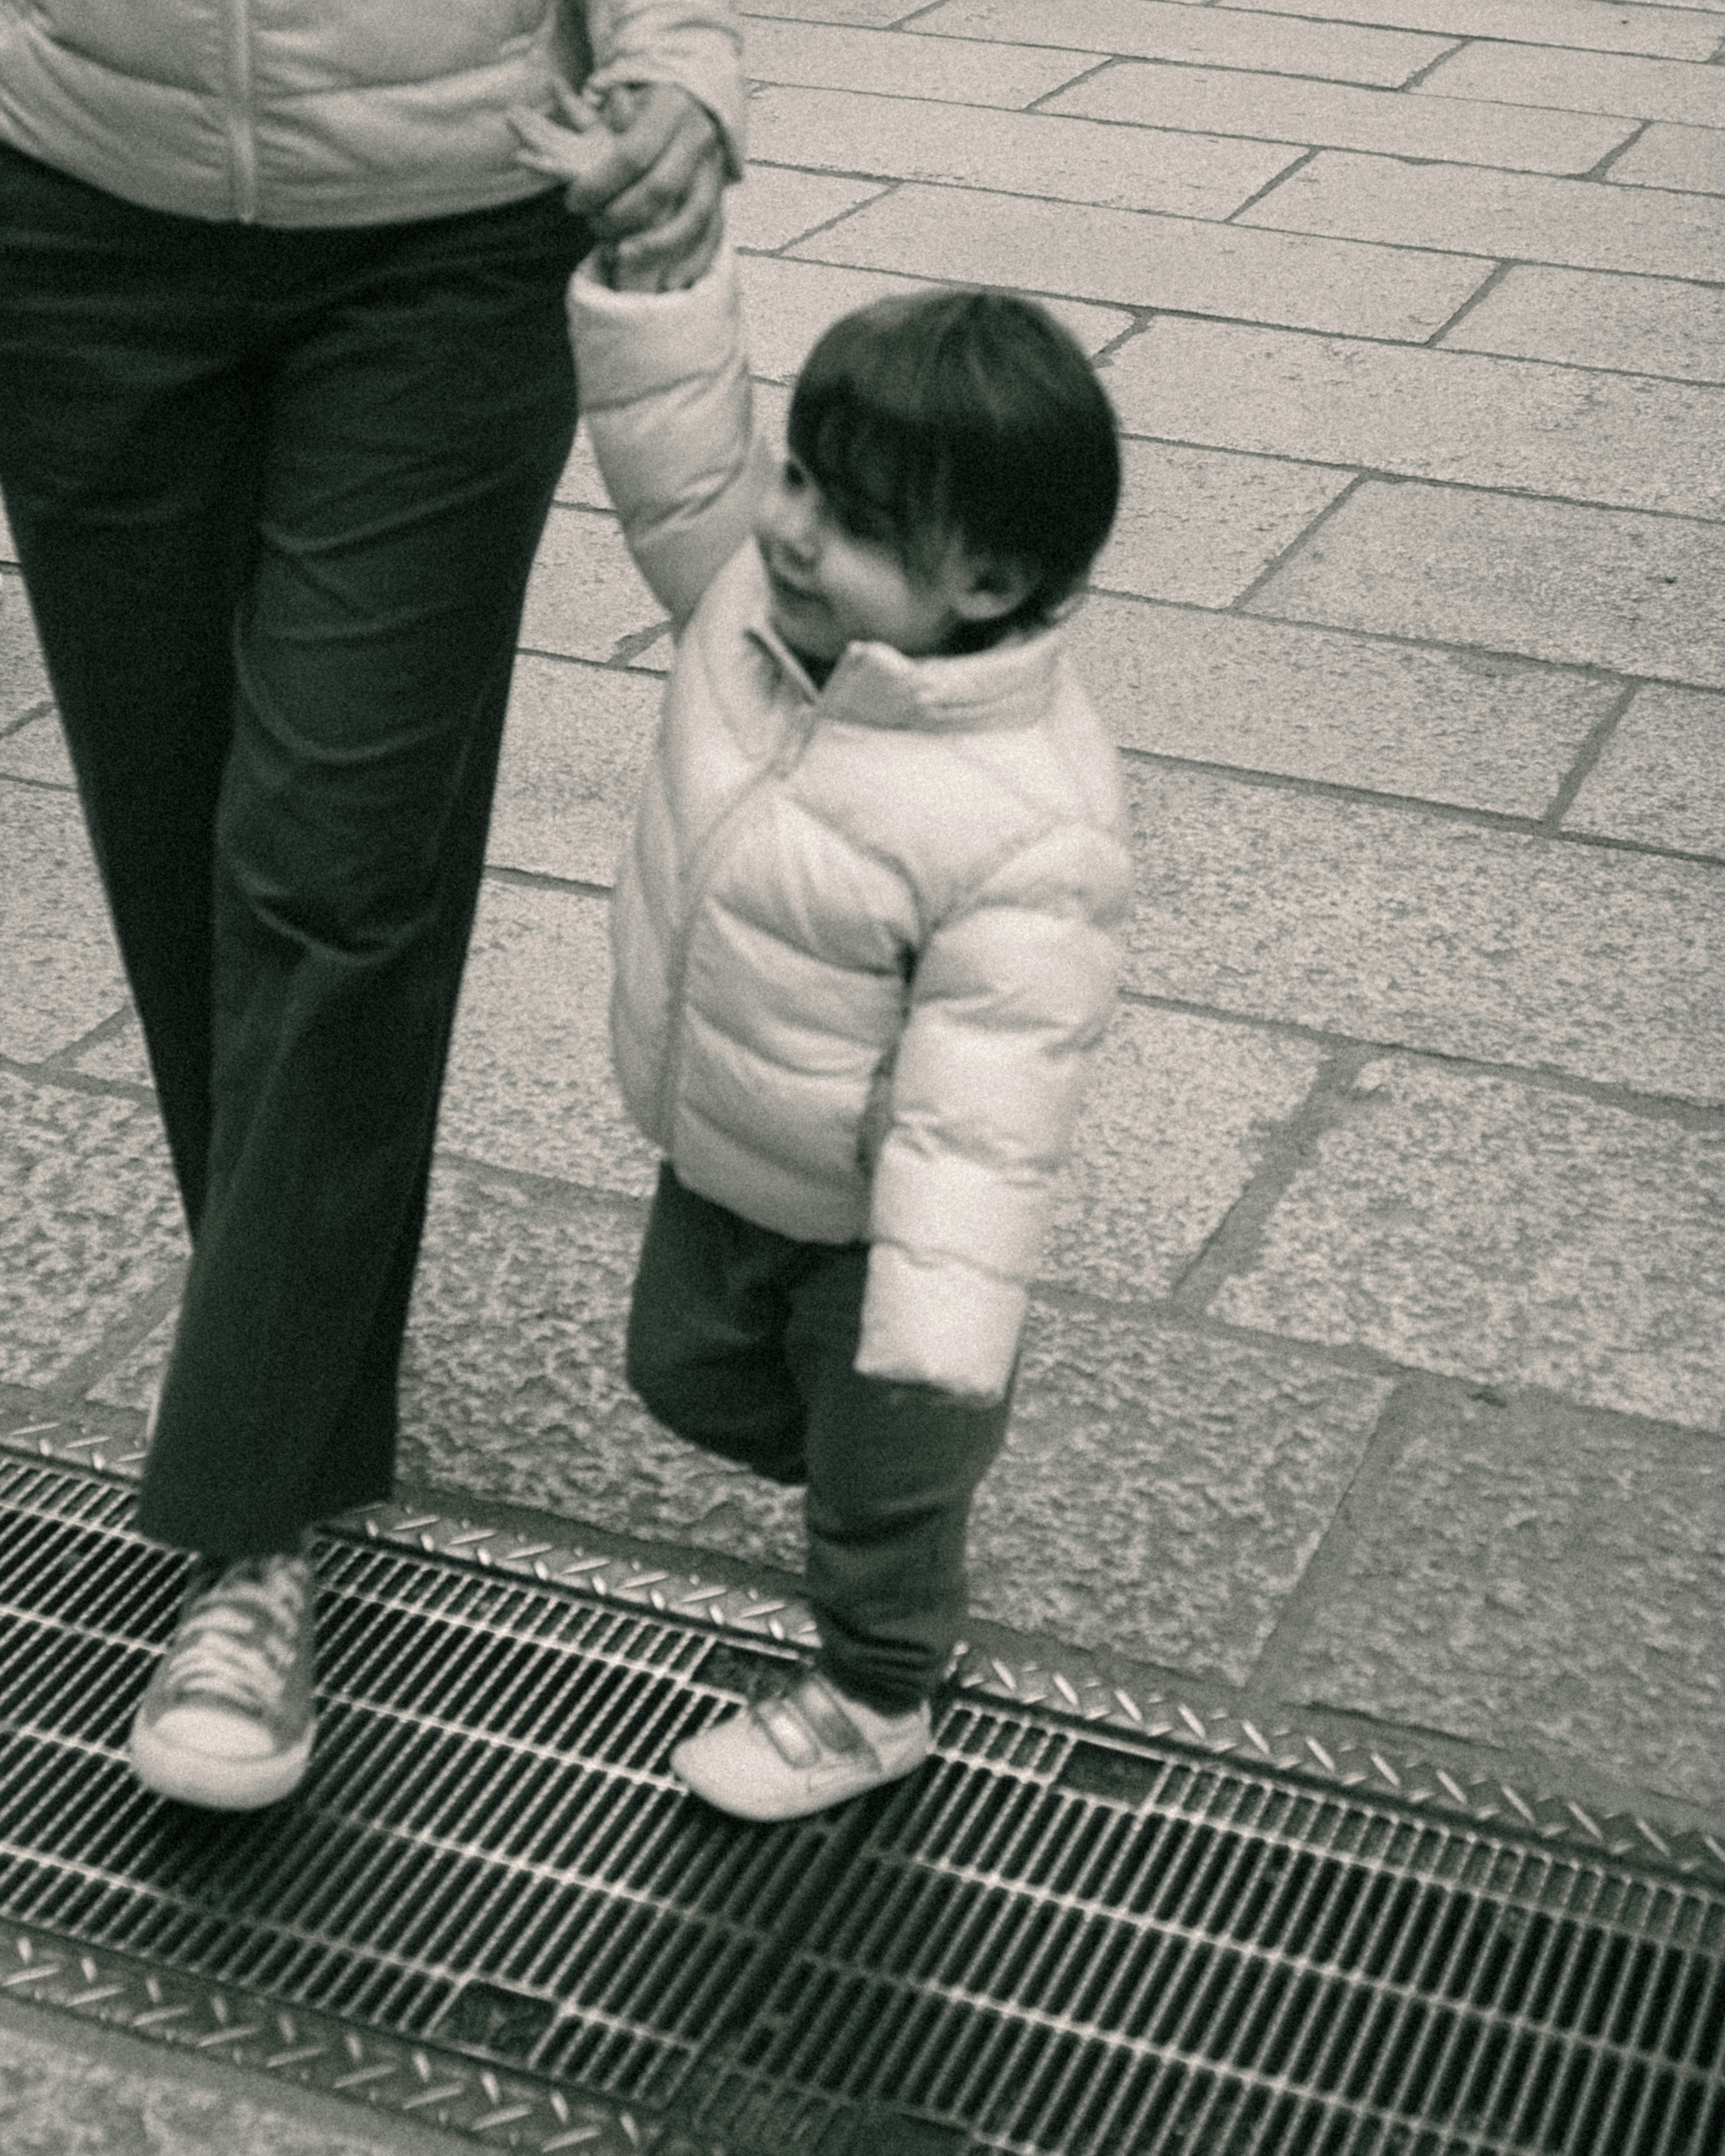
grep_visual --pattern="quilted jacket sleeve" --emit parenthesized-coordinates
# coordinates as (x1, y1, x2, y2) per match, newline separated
(856, 819, 1133, 1404)
(574, 0, 748, 176)
(566, 241, 766, 630)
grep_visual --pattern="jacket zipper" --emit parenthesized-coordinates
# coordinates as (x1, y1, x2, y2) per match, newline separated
(223, 0, 260, 222)
(653, 704, 819, 1143)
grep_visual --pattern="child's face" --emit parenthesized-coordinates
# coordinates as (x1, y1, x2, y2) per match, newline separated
(755, 452, 1009, 664)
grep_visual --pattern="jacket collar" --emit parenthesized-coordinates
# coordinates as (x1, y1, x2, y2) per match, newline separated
(739, 548, 1061, 735)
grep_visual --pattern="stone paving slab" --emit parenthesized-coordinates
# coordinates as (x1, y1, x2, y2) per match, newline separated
(975, 1303, 1394, 1687)
(0, 786, 128, 1064)
(1042, 58, 1635, 175)
(0, 708, 71, 787)
(438, 880, 658, 1197)
(1104, 315, 1725, 521)
(743, 0, 913, 19)
(1123, 764, 1725, 1102)
(1044, 1003, 1327, 1304)
(736, 254, 1133, 381)
(1419, 36, 1725, 126)
(0, 570, 50, 721)
(1245, 0, 1725, 57)
(743, 13, 1102, 103)
(1092, 439, 1353, 609)
(792, 184, 1493, 340)
(491, 653, 657, 886)
(746, 83, 1301, 216)
(1438, 262, 1725, 382)
(1561, 683, 1725, 855)
(395, 1159, 1396, 1682)
(1250, 480, 1725, 686)
(1606, 117, 1725, 193)
(0, 1069, 185, 1390)
(911, 0, 1459, 87)
(1282, 1384, 1725, 1811)
(1239, 147, 1725, 281)
(1211, 1056, 1725, 1433)
(1068, 596, 1617, 816)
(517, 508, 666, 664)
(726, 161, 889, 251)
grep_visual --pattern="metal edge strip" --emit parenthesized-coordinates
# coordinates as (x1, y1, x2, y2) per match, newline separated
(6, 1418, 1724, 1893)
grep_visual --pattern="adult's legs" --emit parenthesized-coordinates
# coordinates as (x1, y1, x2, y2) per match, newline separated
(0, 144, 589, 1554)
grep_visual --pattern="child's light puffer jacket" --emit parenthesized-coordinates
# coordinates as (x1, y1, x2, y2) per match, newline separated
(0, 0, 743, 227)
(573, 250, 1134, 1403)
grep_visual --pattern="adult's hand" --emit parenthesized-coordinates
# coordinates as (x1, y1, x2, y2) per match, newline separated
(515, 81, 725, 291)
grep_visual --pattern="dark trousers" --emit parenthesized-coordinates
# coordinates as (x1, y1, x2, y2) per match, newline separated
(627, 1166, 1014, 1714)
(0, 141, 589, 1556)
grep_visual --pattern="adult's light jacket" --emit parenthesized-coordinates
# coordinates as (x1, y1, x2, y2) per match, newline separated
(571, 249, 1134, 1403)
(0, 0, 744, 227)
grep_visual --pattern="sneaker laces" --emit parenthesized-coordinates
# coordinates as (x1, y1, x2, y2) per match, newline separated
(160, 1557, 308, 1717)
(753, 1674, 867, 1767)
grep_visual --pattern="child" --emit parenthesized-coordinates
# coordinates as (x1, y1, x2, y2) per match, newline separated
(516, 104, 1132, 1822)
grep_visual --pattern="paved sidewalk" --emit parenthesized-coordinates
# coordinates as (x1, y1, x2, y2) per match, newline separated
(3, 0, 1725, 2138)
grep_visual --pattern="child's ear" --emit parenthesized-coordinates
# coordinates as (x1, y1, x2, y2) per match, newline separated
(951, 556, 1035, 624)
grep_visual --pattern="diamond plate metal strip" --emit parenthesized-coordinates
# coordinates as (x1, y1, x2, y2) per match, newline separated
(0, 1919, 720, 2156)
(7, 1414, 1722, 1893)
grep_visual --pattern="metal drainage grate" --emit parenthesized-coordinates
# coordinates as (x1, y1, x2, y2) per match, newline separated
(0, 1453, 1721, 2156)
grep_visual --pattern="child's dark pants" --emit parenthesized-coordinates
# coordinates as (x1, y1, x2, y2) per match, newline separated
(627, 1166, 1013, 1717)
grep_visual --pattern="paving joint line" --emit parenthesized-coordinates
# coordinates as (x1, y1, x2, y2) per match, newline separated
(1223, 468, 1370, 611)
(1539, 679, 1640, 826)
(1219, 141, 1321, 222)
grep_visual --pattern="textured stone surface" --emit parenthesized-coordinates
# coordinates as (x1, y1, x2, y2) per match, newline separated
(1286, 1387, 1725, 1808)
(1104, 315, 1725, 520)
(1092, 440, 1350, 609)
(1607, 119, 1725, 195)
(0, 711, 72, 786)
(969, 1305, 1394, 1684)
(912, 0, 1455, 86)
(1438, 263, 1725, 383)
(438, 881, 657, 1197)
(1418, 39, 1725, 128)
(737, 256, 1132, 386)
(795, 184, 1491, 340)
(1045, 1005, 1325, 1303)
(398, 1164, 1393, 1682)
(1244, 0, 1725, 60)
(490, 654, 657, 886)
(743, 14, 1101, 103)
(518, 508, 667, 663)
(398, 1164, 804, 1565)
(726, 162, 889, 252)
(1212, 1056, 1725, 1432)
(1044, 57, 1633, 174)
(0, 785, 129, 1063)
(747, 84, 1299, 216)
(1249, 479, 1725, 686)
(1123, 764, 1725, 1102)
(1562, 685, 1725, 856)
(742, 0, 914, 18)
(0, 1998, 456, 2156)
(0, 1070, 185, 1387)
(1068, 596, 1614, 815)
(0, 571, 49, 722)
(67, 1009, 153, 1087)
(1241, 149, 1725, 281)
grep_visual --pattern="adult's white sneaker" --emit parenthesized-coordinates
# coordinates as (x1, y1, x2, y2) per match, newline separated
(129, 1550, 316, 1810)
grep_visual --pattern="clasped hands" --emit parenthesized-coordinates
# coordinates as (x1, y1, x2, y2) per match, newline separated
(511, 81, 725, 292)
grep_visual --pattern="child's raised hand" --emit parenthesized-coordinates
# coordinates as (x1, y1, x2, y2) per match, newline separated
(509, 84, 616, 196)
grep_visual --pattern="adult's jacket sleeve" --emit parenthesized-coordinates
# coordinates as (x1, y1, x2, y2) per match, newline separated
(856, 820, 1132, 1403)
(574, 0, 748, 177)
(567, 242, 766, 629)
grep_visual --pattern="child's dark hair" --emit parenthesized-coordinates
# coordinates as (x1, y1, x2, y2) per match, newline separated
(787, 288, 1120, 652)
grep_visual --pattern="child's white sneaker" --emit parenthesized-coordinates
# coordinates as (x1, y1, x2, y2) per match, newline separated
(671, 1670, 930, 1820)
